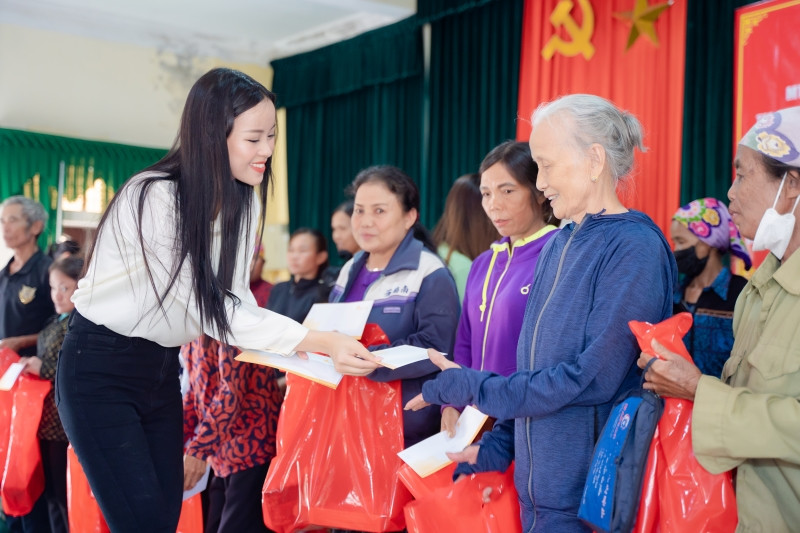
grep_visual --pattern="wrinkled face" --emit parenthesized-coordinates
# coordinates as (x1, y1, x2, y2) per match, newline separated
(669, 220, 710, 258)
(49, 269, 77, 314)
(729, 145, 783, 240)
(0, 204, 40, 250)
(331, 211, 359, 254)
(352, 182, 416, 258)
(529, 116, 593, 223)
(480, 162, 541, 242)
(227, 99, 276, 186)
(287, 233, 326, 280)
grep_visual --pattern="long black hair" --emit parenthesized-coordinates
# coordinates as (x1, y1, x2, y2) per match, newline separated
(87, 68, 274, 343)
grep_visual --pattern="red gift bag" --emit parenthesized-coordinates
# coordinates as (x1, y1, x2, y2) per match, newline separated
(397, 462, 456, 500)
(177, 493, 203, 533)
(1, 372, 50, 516)
(403, 465, 521, 533)
(262, 324, 412, 532)
(0, 347, 21, 469)
(630, 313, 738, 532)
(68, 444, 204, 533)
(67, 445, 110, 533)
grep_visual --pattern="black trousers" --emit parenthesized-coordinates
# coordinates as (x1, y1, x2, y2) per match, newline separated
(40, 439, 68, 533)
(55, 312, 182, 533)
(205, 463, 273, 533)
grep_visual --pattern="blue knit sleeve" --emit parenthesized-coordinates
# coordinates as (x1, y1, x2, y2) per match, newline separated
(453, 418, 515, 477)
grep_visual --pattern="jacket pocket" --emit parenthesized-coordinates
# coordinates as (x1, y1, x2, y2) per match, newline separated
(748, 343, 800, 380)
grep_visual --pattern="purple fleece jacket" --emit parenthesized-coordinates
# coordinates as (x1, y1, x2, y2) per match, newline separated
(454, 226, 558, 377)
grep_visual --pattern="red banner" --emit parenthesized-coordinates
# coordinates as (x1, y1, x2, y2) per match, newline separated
(734, 0, 800, 270)
(516, 0, 687, 234)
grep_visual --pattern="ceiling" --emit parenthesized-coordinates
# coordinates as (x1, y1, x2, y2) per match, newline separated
(0, 0, 417, 65)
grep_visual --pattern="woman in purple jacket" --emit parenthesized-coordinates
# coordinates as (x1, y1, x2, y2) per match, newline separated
(440, 141, 558, 436)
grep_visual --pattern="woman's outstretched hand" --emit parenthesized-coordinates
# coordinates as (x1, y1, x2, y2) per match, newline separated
(296, 330, 381, 376)
(427, 348, 460, 371)
(405, 349, 461, 411)
(405, 393, 429, 411)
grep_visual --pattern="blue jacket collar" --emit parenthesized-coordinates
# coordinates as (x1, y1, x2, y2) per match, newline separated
(351, 229, 422, 276)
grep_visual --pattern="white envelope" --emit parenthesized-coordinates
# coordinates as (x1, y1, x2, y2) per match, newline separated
(0, 362, 25, 391)
(302, 301, 374, 338)
(235, 350, 343, 388)
(397, 406, 488, 478)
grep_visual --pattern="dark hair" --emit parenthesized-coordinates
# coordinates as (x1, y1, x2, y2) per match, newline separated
(762, 153, 800, 181)
(49, 255, 84, 281)
(479, 140, 558, 226)
(433, 173, 499, 262)
(332, 199, 354, 217)
(290, 227, 330, 278)
(87, 68, 275, 343)
(49, 239, 81, 259)
(347, 165, 436, 253)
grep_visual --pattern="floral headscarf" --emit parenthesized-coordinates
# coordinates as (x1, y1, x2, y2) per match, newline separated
(673, 197, 752, 270)
(740, 106, 800, 167)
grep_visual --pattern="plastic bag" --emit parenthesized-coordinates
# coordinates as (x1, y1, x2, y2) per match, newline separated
(1, 372, 50, 516)
(68, 444, 204, 533)
(67, 445, 110, 533)
(403, 465, 521, 533)
(0, 347, 21, 468)
(630, 313, 738, 532)
(262, 324, 412, 532)
(176, 493, 203, 533)
(397, 462, 456, 500)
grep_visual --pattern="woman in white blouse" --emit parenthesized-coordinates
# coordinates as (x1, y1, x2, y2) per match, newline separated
(56, 68, 379, 533)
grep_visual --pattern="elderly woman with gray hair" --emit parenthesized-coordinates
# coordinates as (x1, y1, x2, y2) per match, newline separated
(640, 105, 800, 532)
(404, 94, 676, 532)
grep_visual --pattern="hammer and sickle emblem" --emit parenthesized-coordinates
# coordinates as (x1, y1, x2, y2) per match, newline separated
(541, 0, 596, 60)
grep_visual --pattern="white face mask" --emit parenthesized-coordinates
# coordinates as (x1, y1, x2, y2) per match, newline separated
(752, 172, 800, 260)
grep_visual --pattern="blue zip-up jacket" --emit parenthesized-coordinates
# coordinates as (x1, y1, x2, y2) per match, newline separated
(330, 230, 460, 446)
(422, 211, 676, 532)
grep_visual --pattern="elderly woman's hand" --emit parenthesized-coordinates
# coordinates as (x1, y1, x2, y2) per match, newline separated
(637, 339, 703, 401)
(427, 348, 460, 371)
(404, 393, 430, 411)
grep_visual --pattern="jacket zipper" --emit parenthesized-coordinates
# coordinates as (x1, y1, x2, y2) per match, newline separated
(524, 221, 585, 533)
(480, 248, 512, 371)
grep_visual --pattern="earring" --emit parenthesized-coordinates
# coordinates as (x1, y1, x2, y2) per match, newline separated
(590, 175, 598, 183)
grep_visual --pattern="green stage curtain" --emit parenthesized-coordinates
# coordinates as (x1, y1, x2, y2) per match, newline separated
(272, 1, 524, 237)
(424, 0, 523, 226)
(417, 0, 497, 21)
(271, 17, 424, 244)
(0, 128, 166, 247)
(680, 0, 756, 206)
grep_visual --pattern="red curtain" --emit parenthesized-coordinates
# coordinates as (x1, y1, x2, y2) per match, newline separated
(516, 0, 687, 235)
(733, 0, 800, 271)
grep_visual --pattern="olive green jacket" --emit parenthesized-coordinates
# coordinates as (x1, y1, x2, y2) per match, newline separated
(693, 250, 800, 533)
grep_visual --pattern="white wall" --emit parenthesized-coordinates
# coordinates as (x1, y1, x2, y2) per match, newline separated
(0, 24, 290, 272)
(0, 23, 273, 148)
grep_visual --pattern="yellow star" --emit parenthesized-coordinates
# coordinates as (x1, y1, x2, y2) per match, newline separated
(614, 0, 673, 50)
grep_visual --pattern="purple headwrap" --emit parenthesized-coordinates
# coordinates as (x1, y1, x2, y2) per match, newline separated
(673, 197, 752, 270)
